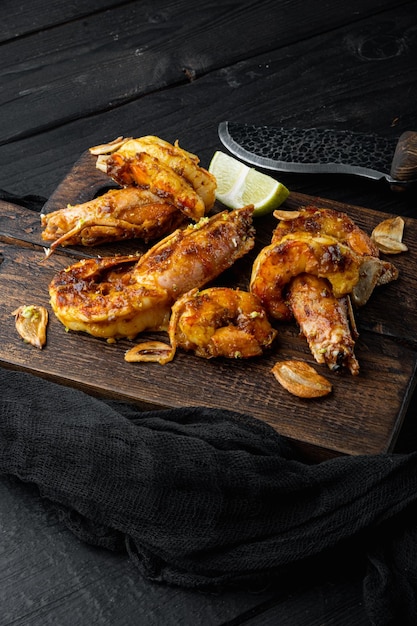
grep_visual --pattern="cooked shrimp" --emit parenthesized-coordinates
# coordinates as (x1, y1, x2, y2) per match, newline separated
(96, 136, 217, 211)
(256, 206, 398, 374)
(250, 231, 363, 321)
(125, 286, 277, 364)
(272, 206, 380, 257)
(288, 274, 359, 375)
(273, 206, 398, 294)
(49, 206, 255, 340)
(133, 206, 255, 298)
(94, 136, 216, 221)
(101, 151, 206, 221)
(48, 255, 166, 339)
(41, 186, 184, 251)
(169, 287, 277, 359)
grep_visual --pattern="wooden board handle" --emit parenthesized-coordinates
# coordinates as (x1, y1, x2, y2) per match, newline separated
(390, 131, 417, 189)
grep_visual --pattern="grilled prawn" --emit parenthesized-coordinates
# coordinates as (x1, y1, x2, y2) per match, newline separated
(125, 287, 277, 364)
(250, 231, 363, 321)
(252, 206, 398, 374)
(93, 135, 216, 221)
(49, 206, 255, 340)
(169, 287, 277, 359)
(41, 186, 185, 251)
(288, 274, 359, 375)
(272, 206, 380, 257)
(272, 206, 398, 301)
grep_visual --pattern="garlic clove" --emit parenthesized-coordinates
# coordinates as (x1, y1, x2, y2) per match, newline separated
(12, 305, 48, 349)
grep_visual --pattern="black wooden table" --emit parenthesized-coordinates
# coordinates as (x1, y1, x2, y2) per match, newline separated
(1, 1, 416, 624)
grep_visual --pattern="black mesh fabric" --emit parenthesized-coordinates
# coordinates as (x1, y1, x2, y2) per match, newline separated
(1, 367, 417, 625)
(0, 189, 46, 212)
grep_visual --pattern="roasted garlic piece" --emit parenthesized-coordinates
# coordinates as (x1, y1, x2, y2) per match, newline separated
(371, 216, 408, 254)
(12, 304, 48, 349)
(125, 341, 174, 364)
(271, 359, 332, 398)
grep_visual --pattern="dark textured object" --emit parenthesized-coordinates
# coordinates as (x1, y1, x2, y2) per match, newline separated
(0, 189, 46, 212)
(1, 366, 417, 625)
(219, 122, 417, 186)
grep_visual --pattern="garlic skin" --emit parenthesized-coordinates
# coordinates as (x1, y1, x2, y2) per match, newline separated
(271, 360, 332, 398)
(371, 216, 408, 254)
(12, 305, 48, 349)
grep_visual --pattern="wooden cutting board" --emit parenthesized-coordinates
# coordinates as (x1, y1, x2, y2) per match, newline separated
(1, 151, 416, 459)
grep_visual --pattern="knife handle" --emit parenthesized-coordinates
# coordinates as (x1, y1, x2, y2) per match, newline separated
(390, 131, 417, 190)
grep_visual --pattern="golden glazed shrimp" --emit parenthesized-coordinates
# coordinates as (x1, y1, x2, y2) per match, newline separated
(288, 274, 359, 375)
(125, 287, 277, 364)
(41, 186, 185, 251)
(49, 255, 169, 339)
(101, 151, 206, 221)
(272, 206, 398, 297)
(133, 206, 255, 297)
(93, 136, 216, 221)
(250, 231, 363, 321)
(49, 206, 255, 340)
(95, 136, 217, 211)
(169, 287, 277, 359)
(272, 206, 380, 257)
(260, 206, 398, 374)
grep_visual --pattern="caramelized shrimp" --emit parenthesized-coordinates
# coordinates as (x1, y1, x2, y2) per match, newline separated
(41, 186, 184, 251)
(288, 274, 359, 375)
(131, 207, 255, 299)
(49, 206, 255, 340)
(124, 286, 277, 364)
(272, 206, 380, 257)
(251, 205, 399, 374)
(168, 287, 277, 359)
(250, 231, 363, 321)
(99, 136, 217, 211)
(49, 255, 170, 339)
(273, 206, 397, 294)
(94, 136, 216, 221)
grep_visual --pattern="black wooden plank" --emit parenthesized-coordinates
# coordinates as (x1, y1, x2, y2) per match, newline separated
(0, 477, 281, 626)
(0, 0, 409, 145)
(0, 3, 415, 213)
(0, 0, 130, 41)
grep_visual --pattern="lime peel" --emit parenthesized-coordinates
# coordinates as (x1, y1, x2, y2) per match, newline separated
(208, 151, 289, 216)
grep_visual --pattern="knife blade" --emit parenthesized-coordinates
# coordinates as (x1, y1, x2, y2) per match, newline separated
(218, 121, 417, 189)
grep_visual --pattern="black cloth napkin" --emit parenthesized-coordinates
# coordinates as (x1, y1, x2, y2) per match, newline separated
(0, 188, 46, 212)
(1, 367, 417, 626)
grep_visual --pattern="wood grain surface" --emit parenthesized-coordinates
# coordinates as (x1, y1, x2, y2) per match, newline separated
(1, 2, 417, 623)
(1, 151, 416, 458)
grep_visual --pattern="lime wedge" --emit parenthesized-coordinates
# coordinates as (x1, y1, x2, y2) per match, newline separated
(208, 151, 289, 216)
